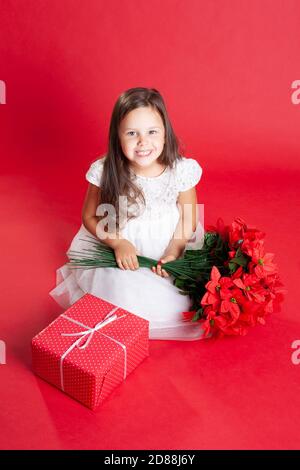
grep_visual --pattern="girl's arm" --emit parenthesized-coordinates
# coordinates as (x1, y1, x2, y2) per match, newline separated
(82, 183, 122, 249)
(153, 186, 198, 277)
(82, 183, 139, 271)
(163, 186, 199, 258)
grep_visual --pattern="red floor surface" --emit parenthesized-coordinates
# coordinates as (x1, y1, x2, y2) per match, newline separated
(1, 0, 300, 451)
(1, 159, 299, 450)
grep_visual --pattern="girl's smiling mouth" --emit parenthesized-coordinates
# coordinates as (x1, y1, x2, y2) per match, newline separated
(135, 150, 153, 157)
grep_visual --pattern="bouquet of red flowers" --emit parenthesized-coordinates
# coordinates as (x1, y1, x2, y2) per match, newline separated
(181, 217, 286, 338)
(67, 217, 286, 339)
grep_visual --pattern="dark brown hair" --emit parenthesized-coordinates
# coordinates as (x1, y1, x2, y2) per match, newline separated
(93, 87, 185, 232)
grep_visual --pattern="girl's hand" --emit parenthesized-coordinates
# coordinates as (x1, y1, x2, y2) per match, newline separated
(114, 240, 140, 271)
(151, 254, 177, 278)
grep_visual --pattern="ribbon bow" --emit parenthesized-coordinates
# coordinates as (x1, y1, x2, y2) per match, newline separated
(59, 306, 127, 391)
(61, 306, 121, 350)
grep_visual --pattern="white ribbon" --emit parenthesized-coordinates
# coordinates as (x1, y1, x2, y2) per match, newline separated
(59, 306, 127, 391)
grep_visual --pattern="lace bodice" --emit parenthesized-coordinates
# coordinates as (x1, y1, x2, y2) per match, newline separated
(85, 155, 204, 250)
(85, 155, 202, 213)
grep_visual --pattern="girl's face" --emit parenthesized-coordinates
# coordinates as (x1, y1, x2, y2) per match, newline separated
(118, 106, 165, 172)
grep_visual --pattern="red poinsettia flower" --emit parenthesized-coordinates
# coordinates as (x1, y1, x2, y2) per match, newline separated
(254, 252, 277, 278)
(233, 272, 266, 303)
(242, 238, 277, 278)
(244, 238, 265, 259)
(240, 298, 263, 324)
(228, 217, 248, 247)
(241, 231, 265, 257)
(219, 287, 242, 322)
(260, 273, 287, 314)
(201, 266, 234, 310)
(201, 307, 218, 337)
(205, 217, 229, 241)
(216, 315, 249, 336)
(201, 267, 245, 327)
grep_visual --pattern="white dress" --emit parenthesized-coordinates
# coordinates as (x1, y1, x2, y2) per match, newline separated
(49, 156, 206, 341)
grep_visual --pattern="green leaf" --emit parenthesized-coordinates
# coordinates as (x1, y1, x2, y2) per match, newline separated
(230, 254, 248, 267)
(192, 307, 204, 322)
(192, 311, 201, 322)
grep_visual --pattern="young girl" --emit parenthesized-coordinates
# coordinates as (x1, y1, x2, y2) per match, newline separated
(49, 87, 206, 340)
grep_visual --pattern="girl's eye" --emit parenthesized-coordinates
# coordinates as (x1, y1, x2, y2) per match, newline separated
(126, 130, 157, 136)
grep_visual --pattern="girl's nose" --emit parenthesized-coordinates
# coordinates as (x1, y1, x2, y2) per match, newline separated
(138, 135, 149, 145)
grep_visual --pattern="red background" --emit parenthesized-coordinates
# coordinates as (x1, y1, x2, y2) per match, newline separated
(1, 0, 300, 450)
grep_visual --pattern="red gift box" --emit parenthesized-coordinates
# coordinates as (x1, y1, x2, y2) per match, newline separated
(31, 293, 149, 410)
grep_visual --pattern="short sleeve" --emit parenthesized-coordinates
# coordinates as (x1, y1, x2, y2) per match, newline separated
(176, 157, 203, 192)
(85, 158, 105, 187)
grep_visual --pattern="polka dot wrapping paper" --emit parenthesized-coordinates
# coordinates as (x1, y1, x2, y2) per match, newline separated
(31, 293, 149, 410)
